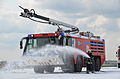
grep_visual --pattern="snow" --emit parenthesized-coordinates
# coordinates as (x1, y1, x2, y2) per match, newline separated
(0, 45, 119, 79)
(0, 67, 120, 79)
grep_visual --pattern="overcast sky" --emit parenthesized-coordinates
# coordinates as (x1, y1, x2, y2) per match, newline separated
(0, 0, 120, 60)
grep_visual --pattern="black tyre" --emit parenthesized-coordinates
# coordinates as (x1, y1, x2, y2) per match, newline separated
(44, 66, 54, 73)
(94, 57, 101, 71)
(118, 63, 120, 68)
(34, 66, 44, 73)
(74, 56, 82, 72)
(62, 55, 74, 73)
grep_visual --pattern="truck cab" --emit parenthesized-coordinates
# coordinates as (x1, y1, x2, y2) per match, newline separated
(20, 33, 73, 55)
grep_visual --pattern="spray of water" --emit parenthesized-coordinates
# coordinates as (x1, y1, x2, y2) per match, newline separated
(24, 44, 90, 58)
(1, 45, 90, 71)
(0, 59, 31, 71)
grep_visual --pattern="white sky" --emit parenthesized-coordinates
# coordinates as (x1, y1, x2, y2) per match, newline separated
(0, 0, 120, 60)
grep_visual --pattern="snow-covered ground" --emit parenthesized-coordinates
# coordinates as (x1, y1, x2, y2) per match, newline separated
(0, 67, 120, 79)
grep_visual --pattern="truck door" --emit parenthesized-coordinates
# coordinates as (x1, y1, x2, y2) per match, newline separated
(72, 38, 76, 47)
(63, 36, 72, 46)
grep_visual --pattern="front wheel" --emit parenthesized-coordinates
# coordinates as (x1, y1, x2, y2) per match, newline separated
(34, 66, 44, 73)
(44, 66, 54, 73)
(94, 57, 101, 71)
(74, 56, 82, 72)
(62, 55, 74, 73)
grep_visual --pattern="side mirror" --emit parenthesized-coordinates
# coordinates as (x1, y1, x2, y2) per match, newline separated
(20, 41, 23, 49)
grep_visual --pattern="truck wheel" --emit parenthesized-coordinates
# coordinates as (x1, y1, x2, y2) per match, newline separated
(44, 66, 54, 73)
(74, 56, 82, 72)
(34, 66, 44, 73)
(62, 55, 74, 73)
(94, 58, 101, 71)
(118, 63, 120, 68)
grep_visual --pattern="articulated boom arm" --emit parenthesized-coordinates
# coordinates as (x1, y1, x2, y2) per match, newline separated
(19, 6, 79, 34)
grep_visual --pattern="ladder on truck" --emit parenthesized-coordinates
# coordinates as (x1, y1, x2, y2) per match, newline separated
(19, 6, 79, 34)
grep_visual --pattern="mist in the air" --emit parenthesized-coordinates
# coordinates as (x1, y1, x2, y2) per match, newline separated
(0, 45, 90, 71)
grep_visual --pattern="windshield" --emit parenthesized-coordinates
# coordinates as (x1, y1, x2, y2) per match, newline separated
(24, 37, 58, 53)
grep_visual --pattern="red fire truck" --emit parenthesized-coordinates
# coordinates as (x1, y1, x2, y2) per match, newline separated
(19, 6, 105, 73)
(117, 46, 120, 68)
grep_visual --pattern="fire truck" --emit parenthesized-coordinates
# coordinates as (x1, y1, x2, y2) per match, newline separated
(19, 6, 105, 73)
(117, 46, 120, 68)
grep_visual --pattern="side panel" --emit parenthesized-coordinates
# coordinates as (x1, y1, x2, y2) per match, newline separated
(72, 37, 105, 65)
(75, 38, 90, 52)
